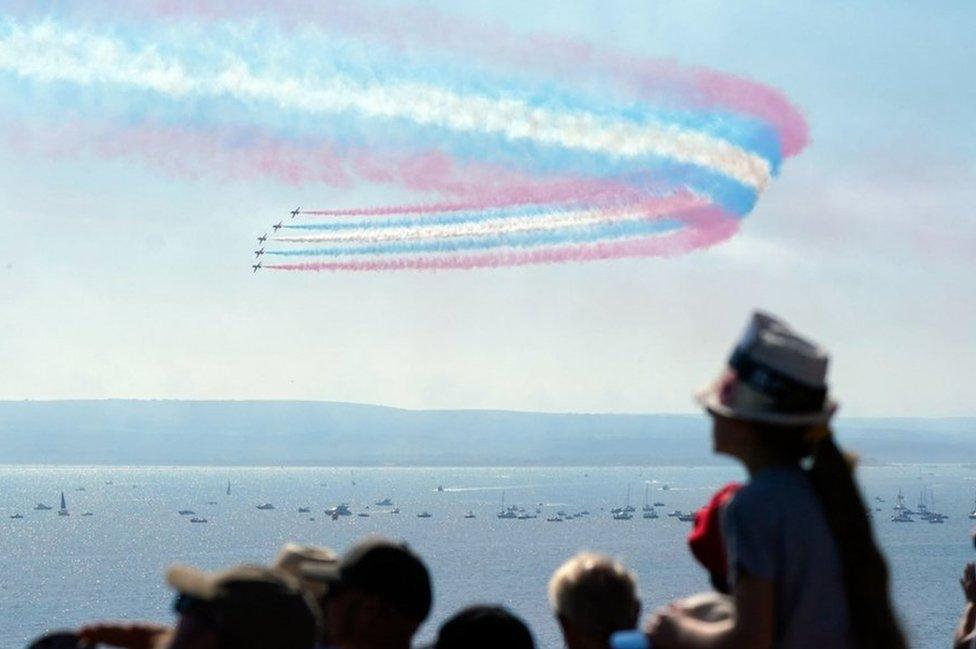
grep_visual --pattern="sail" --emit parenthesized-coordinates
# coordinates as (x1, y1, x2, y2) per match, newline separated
(226, 480, 231, 495)
(60, 491, 66, 510)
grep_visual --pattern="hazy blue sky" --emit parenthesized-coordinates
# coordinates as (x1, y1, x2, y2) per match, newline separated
(1, 1, 973, 415)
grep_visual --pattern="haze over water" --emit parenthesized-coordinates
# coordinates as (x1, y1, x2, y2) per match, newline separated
(1, 464, 973, 649)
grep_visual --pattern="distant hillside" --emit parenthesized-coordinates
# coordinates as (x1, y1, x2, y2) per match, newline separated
(0, 400, 972, 466)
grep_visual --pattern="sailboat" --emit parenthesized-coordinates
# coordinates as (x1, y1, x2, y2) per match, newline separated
(58, 491, 69, 516)
(226, 480, 231, 496)
(969, 493, 976, 520)
(623, 483, 635, 512)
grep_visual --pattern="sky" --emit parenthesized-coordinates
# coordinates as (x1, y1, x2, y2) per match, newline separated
(0, 1, 973, 416)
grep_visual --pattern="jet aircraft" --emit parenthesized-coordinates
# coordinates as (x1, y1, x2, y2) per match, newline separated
(257, 234, 267, 243)
(290, 206, 301, 218)
(254, 248, 265, 258)
(252, 262, 262, 273)
(273, 221, 283, 232)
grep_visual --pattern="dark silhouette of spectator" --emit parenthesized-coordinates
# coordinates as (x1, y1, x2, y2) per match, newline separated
(549, 552, 639, 649)
(428, 605, 534, 649)
(74, 564, 318, 649)
(303, 537, 431, 649)
(647, 311, 906, 649)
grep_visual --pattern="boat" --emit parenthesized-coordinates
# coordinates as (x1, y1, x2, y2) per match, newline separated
(643, 484, 655, 513)
(58, 491, 69, 516)
(417, 511, 433, 518)
(612, 511, 633, 520)
(516, 513, 537, 520)
(547, 516, 563, 522)
(891, 511, 914, 523)
(375, 498, 394, 507)
(667, 510, 682, 518)
(643, 508, 659, 519)
(206, 501, 217, 505)
(661, 484, 671, 491)
(298, 507, 311, 513)
(623, 484, 635, 512)
(177, 510, 195, 516)
(256, 503, 275, 510)
(464, 510, 476, 519)
(325, 504, 352, 517)
(391, 507, 401, 514)
(34, 503, 52, 511)
(189, 517, 208, 523)
(969, 494, 976, 520)
(677, 513, 697, 522)
(75, 487, 86, 492)
(653, 502, 665, 507)
(928, 513, 947, 524)
(81, 512, 93, 517)
(226, 480, 231, 496)
(104, 481, 113, 485)
(497, 493, 518, 519)
(436, 485, 445, 492)
(9, 513, 23, 519)
(893, 489, 915, 515)
(357, 512, 370, 518)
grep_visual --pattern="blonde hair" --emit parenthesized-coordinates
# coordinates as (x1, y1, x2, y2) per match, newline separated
(548, 552, 639, 640)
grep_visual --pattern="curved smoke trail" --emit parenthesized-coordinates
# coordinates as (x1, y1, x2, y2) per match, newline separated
(0, 2, 808, 271)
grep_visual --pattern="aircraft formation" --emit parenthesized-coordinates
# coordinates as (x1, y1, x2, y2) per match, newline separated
(252, 207, 299, 273)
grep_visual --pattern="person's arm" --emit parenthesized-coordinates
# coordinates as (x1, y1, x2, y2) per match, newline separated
(645, 573, 774, 649)
(954, 563, 976, 649)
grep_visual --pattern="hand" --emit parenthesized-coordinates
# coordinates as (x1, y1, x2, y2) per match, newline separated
(77, 623, 172, 649)
(645, 605, 685, 649)
(962, 563, 976, 604)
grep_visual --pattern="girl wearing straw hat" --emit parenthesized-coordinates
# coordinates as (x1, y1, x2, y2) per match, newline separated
(646, 312, 906, 649)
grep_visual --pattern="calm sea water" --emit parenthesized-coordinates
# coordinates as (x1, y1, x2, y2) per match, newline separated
(1, 464, 974, 648)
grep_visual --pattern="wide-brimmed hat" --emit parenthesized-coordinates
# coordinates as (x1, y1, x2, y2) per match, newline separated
(166, 563, 318, 649)
(696, 311, 838, 426)
(301, 536, 432, 622)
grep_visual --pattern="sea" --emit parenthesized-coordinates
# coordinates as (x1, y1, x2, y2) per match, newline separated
(1, 464, 974, 649)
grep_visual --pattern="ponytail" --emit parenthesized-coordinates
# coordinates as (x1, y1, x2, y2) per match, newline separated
(807, 433, 907, 649)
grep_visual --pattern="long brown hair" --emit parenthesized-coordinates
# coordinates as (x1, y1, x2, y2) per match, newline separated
(758, 425, 907, 648)
(807, 433, 907, 649)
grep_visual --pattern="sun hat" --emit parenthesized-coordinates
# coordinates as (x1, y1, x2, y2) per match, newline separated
(696, 311, 838, 426)
(301, 536, 432, 622)
(274, 543, 338, 599)
(166, 563, 318, 649)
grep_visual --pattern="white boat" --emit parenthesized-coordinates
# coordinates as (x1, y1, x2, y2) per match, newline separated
(677, 512, 697, 522)
(891, 511, 914, 523)
(546, 516, 563, 522)
(622, 484, 635, 512)
(58, 491, 69, 517)
(256, 503, 275, 510)
(417, 511, 432, 518)
(642, 484, 655, 513)
(969, 494, 976, 520)
(189, 517, 208, 523)
(667, 510, 683, 518)
(33, 503, 52, 511)
(464, 510, 476, 519)
(325, 504, 352, 517)
(391, 507, 401, 515)
(612, 511, 633, 520)
(375, 498, 394, 507)
(9, 513, 24, 519)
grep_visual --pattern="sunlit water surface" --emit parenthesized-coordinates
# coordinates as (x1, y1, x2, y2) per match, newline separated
(1, 465, 974, 648)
